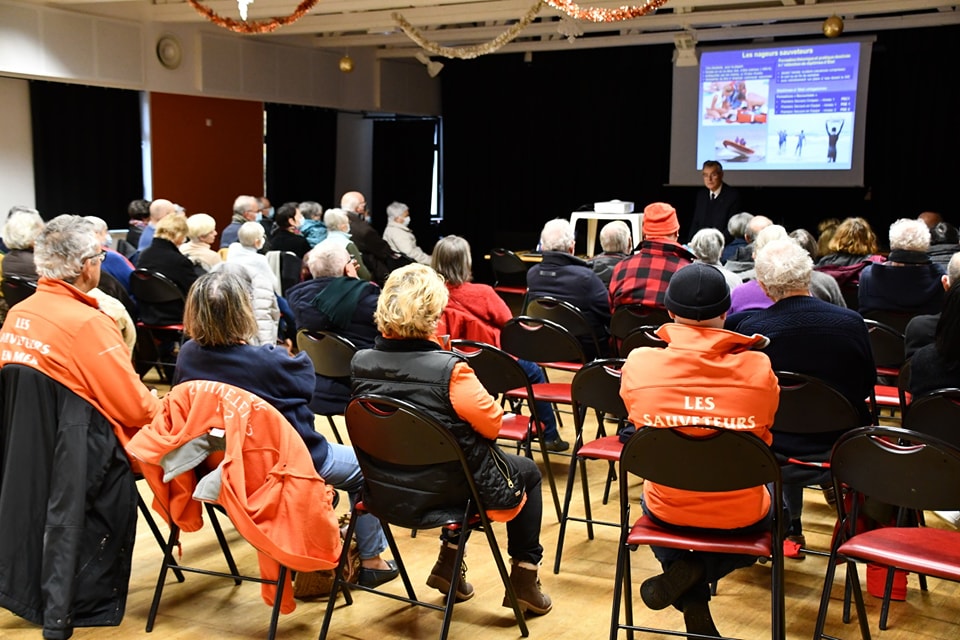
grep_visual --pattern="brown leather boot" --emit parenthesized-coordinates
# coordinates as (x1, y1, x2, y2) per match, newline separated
(502, 561, 553, 615)
(426, 543, 474, 602)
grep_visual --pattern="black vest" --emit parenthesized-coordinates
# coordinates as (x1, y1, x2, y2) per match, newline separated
(351, 344, 523, 521)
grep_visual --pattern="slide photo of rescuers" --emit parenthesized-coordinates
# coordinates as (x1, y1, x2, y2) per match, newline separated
(764, 112, 852, 166)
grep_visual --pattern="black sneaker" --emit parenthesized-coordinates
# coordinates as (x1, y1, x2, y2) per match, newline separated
(543, 438, 570, 453)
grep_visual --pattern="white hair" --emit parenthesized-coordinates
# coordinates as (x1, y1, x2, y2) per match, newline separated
(34, 215, 100, 282)
(948, 252, 960, 287)
(186, 213, 217, 240)
(727, 212, 754, 238)
(752, 224, 790, 257)
(237, 221, 265, 248)
(306, 239, 351, 278)
(689, 228, 725, 265)
(755, 239, 813, 301)
(745, 215, 773, 242)
(3, 210, 45, 250)
(599, 221, 632, 254)
(323, 208, 350, 232)
(889, 218, 931, 252)
(540, 218, 575, 252)
(386, 201, 408, 221)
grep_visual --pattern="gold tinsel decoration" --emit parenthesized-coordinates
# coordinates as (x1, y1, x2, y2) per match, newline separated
(542, 0, 669, 22)
(392, 1, 543, 60)
(186, 0, 319, 34)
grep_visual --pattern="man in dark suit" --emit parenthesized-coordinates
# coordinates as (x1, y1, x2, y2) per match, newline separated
(689, 160, 742, 241)
(340, 190, 407, 285)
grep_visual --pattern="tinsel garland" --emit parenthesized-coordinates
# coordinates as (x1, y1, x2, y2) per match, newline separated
(392, 1, 543, 60)
(186, 0, 319, 34)
(541, 0, 670, 22)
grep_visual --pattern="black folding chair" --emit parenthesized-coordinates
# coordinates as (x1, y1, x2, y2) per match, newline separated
(296, 329, 357, 444)
(319, 395, 529, 640)
(130, 269, 186, 383)
(0, 274, 38, 307)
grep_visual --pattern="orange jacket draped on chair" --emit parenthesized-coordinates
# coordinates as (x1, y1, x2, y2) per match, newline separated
(126, 379, 342, 613)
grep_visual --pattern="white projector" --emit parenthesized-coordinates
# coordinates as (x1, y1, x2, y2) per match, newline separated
(594, 200, 634, 214)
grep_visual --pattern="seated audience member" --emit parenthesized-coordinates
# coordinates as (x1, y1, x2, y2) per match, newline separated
(298, 201, 327, 247)
(432, 235, 567, 452)
(815, 217, 883, 308)
(138, 198, 177, 252)
(729, 226, 845, 314)
(137, 213, 204, 325)
(218, 260, 279, 347)
(224, 222, 281, 345)
(588, 221, 632, 285)
(815, 217, 841, 259)
(286, 240, 379, 416)
(918, 211, 943, 229)
(383, 201, 431, 265)
(0, 214, 160, 443)
(927, 221, 959, 268)
(909, 286, 960, 397)
(351, 264, 553, 613)
(172, 269, 398, 587)
(723, 214, 772, 275)
(179, 213, 222, 272)
(322, 208, 373, 281)
(688, 228, 743, 294)
(125, 198, 151, 252)
(527, 218, 611, 359)
(725, 239, 874, 557)
(905, 251, 960, 358)
(610, 202, 696, 313)
(619, 263, 779, 638)
(269, 202, 311, 259)
(859, 218, 945, 318)
(257, 196, 275, 236)
(221, 195, 261, 248)
(720, 212, 753, 263)
(341, 190, 403, 284)
(85, 216, 136, 294)
(2, 208, 44, 283)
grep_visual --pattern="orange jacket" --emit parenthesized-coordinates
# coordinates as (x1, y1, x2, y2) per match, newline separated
(126, 380, 342, 614)
(0, 277, 160, 447)
(619, 323, 780, 529)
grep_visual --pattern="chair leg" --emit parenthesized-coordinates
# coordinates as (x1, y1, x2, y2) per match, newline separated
(554, 451, 582, 574)
(879, 566, 899, 630)
(602, 461, 617, 505)
(146, 524, 181, 632)
(266, 565, 287, 640)
(319, 510, 360, 640)
(137, 493, 185, 583)
(480, 514, 529, 638)
(205, 504, 242, 585)
(325, 415, 344, 444)
(580, 457, 595, 540)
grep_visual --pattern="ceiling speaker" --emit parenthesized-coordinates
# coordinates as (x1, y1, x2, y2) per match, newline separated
(156, 35, 182, 70)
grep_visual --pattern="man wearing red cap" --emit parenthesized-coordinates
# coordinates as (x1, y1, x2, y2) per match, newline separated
(609, 202, 697, 311)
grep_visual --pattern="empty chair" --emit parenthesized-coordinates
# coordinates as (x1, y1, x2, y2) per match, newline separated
(129, 268, 186, 382)
(902, 387, 960, 448)
(296, 329, 358, 444)
(863, 318, 907, 422)
(618, 324, 668, 357)
(814, 426, 960, 639)
(526, 295, 605, 359)
(319, 395, 532, 640)
(609, 304, 670, 355)
(489, 247, 530, 296)
(554, 358, 629, 574)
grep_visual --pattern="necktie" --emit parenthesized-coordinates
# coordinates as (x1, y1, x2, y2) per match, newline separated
(710, 193, 716, 201)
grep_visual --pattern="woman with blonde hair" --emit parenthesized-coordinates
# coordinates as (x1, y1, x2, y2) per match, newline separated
(352, 263, 553, 615)
(180, 213, 222, 272)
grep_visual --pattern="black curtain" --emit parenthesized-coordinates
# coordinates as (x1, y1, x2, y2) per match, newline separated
(371, 119, 438, 250)
(265, 103, 338, 209)
(30, 81, 142, 227)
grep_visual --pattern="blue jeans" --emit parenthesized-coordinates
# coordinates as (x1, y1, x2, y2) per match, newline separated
(317, 441, 389, 560)
(516, 358, 560, 442)
(641, 494, 772, 608)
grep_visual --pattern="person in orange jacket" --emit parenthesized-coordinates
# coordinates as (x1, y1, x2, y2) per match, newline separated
(619, 262, 780, 638)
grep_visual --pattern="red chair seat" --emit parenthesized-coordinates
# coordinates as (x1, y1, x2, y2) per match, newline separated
(872, 384, 905, 408)
(493, 285, 527, 296)
(838, 527, 960, 582)
(628, 515, 772, 557)
(577, 435, 623, 462)
(506, 382, 572, 405)
(499, 412, 533, 441)
(136, 320, 185, 331)
(876, 366, 900, 378)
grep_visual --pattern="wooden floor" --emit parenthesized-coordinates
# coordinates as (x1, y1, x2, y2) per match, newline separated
(3, 372, 960, 640)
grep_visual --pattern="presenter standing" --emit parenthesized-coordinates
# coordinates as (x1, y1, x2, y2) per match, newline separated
(689, 160, 742, 242)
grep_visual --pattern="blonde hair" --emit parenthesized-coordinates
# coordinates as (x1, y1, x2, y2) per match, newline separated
(375, 263, 449, 339)
(827, 217, 878, 256)
(155, 212, 188, 242)
(186, 213, 216, 240)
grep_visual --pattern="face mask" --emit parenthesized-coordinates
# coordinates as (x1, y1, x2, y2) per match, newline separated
(265, 207, 275, 219)
(364, 215, 372, 224)
(401, 217, 411, 227)
(255, 212, 263, 222)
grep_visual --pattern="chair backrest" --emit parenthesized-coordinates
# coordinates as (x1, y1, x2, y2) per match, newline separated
(863, 318, 906, 372)
(344, 394, 484, 529)
(130, 269, 185, 305)
(296, 329, 357, 378)
(902, 388, 960, 448)
(489, 248, 529, 279)
(618, 325, 667, 357)
(609, 304, 671, 340)
(278, 251, 302, 296)
(571, 358, 628, 421)
(500, 316, 586, 366)
(525, 296, 601, 356)
(862, 309, 914, 337)
(620, 426, 781, 493)
(772, 371, 862, 435)
(830, 426, 960, 512)
(0, 275, 38, 307)
(449, 339, 533, 400)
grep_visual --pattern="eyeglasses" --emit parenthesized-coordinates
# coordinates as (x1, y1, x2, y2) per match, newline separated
(83, 250, 107, 264)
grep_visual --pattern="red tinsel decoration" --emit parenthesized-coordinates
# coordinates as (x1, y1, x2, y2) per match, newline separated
(542, 0, 670, 23)
(186, 0, 319, 34)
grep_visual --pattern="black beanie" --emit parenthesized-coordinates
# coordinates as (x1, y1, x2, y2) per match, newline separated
(664, 263, 731, 321)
